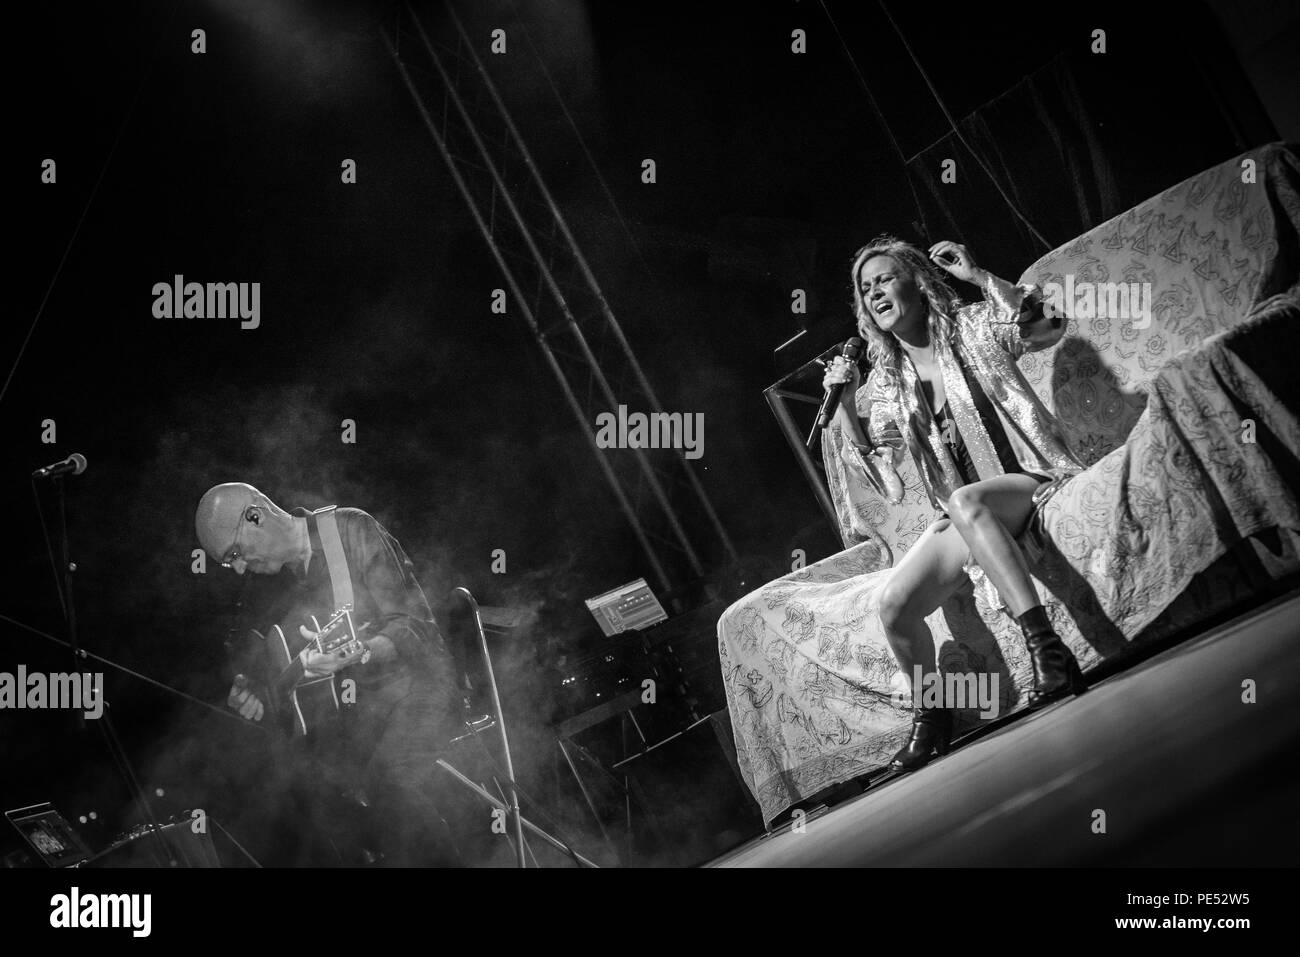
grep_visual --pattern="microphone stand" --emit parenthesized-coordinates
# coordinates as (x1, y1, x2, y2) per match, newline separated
(452, 587, 526, 867)
(45, 474, 176, 867)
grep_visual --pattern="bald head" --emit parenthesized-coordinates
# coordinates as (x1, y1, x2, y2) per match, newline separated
(196, 483, 260, 557)
(196, 483, 300, 574)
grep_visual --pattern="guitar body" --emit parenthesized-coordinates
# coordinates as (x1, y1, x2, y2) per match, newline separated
(257, 607, 365, 738)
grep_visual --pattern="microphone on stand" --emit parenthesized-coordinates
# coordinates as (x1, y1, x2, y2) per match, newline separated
(806, 338, 865, 450)
(32, 453, 88, 480)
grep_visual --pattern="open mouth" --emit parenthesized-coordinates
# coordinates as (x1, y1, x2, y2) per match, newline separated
(873, 300, 895, 318)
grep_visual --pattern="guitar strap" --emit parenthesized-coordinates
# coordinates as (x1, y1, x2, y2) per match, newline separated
(313, 506, 354, 611)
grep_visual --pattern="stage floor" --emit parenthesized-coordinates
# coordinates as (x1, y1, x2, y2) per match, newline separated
(708, 589, 1300, 867)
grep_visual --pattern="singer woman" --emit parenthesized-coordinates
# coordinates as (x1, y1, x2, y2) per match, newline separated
(717, 236, 1087, 820)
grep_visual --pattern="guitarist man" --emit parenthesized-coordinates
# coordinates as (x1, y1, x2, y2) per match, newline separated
(195, 482, 467, 866)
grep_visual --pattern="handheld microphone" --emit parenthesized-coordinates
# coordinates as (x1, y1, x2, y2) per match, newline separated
(806, 338, 865, 450)
(32, 453, 88, 480)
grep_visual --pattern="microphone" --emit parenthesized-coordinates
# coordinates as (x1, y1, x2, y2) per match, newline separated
(32, 453, 88, 480)
(807, 338, 865, 450)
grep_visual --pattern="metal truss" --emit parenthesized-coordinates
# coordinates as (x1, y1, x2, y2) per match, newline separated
(380, 1, 737, 599)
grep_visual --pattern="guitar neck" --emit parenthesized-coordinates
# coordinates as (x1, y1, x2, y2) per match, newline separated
(270, 616, 370, 692)
(274, 655, 309, 695)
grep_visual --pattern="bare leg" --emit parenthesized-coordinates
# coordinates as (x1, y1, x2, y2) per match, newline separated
(876, 519, 973, 771)
(946, 473, 1043, 616)
(947, 473, 1088, 707)
(877, 519, 974, 694)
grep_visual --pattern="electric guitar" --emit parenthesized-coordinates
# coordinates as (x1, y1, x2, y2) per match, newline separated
(251, 606, 370, 738)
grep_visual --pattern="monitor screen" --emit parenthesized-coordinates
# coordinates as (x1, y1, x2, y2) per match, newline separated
(5, 803, 92, 868)
(584, 578, 668, 637)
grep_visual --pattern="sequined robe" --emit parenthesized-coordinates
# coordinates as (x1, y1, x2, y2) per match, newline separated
(837, 273, 1085, 527)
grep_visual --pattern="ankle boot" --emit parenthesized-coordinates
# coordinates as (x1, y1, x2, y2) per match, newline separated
(1018, 605, 1088, 709)
(888, 706, 953, 772)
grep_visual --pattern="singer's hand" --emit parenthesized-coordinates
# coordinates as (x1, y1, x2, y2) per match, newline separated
(821, 355, 861, 407)
(928, 241, 984, 285)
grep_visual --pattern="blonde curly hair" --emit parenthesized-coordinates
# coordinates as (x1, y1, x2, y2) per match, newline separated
(849, 235, 963, 387)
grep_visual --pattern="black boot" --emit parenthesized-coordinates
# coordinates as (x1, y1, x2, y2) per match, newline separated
(888, 706, 953, 772)
(1018, 605, 1088, 709)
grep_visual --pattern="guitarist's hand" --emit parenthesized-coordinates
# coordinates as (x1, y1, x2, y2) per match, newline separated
(227, 675, 264, 722)
(298, 625, 368, 678)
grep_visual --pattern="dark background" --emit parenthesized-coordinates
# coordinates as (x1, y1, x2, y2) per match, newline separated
(2, 0, 1292, 865)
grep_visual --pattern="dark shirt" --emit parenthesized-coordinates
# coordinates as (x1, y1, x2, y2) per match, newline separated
(286, 506, 454, 703)
(229, 506, 457, 745)
(229, 507, 464, 864)
(939, 349, 1024, 486)
(934, 402, 977, 487)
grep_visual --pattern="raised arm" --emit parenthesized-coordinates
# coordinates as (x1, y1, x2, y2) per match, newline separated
(930, 240, 1066, 357)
